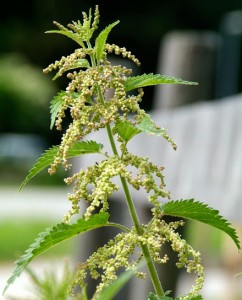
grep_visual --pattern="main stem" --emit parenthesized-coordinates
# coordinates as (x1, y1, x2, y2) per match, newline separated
(96, 85, 165, 297)
(90, 45, 164, 295)
(106, 124, 165, 297)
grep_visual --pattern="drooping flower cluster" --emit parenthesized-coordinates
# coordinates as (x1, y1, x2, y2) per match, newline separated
(63, 155, 128, 221)
(71, 219, 203, 299)
(43, 5, 205, 299)
(45, 58, 146, 174)
(62, 145, 172, 223)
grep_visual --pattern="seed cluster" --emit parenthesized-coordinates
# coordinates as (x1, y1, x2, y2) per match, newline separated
(44, 5, 204, 299)
(71, 219, 203, 299)
(45, 62, 144, 175)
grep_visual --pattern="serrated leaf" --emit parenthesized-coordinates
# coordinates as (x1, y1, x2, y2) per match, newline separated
(136, 114, 165, 136)
(19, 140, 104, 191)
(124, 73, 198, 92)
(3, 212, 109, 295)
(50, 91, 66, 129)
(161, 199, 241, 250)
(45, 30, 85, 47)
(136, 114, 177, 150)
(50, 92, 89, 129)
(53, 59, 90, 80)
(95, 20, 120, 64)
(114, 120, 141, 142)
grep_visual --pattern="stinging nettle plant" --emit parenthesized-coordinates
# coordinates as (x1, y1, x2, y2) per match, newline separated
(3, 5, 241, 300)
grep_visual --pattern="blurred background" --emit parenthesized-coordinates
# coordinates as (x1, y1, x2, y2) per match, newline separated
(1, 0, 242, 299)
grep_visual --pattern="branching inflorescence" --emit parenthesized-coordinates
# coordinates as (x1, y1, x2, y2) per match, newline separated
(43, 6, 204, 298)
(4, 5, 240, 300)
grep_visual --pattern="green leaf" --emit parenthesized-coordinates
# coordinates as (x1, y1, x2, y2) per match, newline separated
(161, 199, 241, 250)
(114, 115, 177, 149)
(114, 120, 141, 142)
(95, 20, 120, 64)
(50, 91, 91, 129)
(136, 114, 177, 150)
(136, 114, 165, 136)
(19, 140, 104, 191)
(124, 73, 198, 92)
(50, 91, 66, 129)
(52, 58, 90, 80)
(45, 29, 85, 47)
(3, 212, 109, 295)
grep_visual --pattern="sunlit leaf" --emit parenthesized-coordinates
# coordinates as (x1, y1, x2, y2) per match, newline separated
(114, 120, 141, 142)
(161, 199, 240, 250)
(136, 114, 177, 150)
(136, 114, 166, 135)
(45, 29, 85, 47)
(124, 73, 198, 92)
(95, 20, 119, 64)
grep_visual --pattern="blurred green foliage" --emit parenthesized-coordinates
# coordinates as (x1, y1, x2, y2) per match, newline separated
(0, 53, 57, 137)
(0, 219, 75, 261)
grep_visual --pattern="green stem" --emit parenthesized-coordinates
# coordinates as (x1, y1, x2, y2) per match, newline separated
(105, 222, 131, 233)
(120, 174, 165, 297)
(91, 51, 165, 297)
(97, 89, 164, 297)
